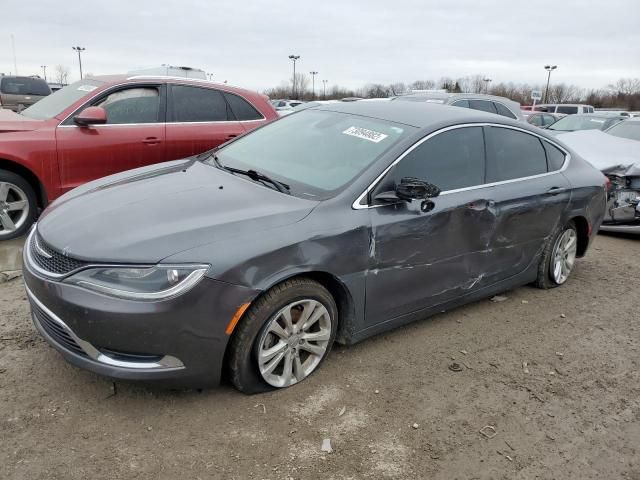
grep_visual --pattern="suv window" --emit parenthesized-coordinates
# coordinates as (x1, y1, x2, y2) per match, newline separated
(494, 102, 517, 119)
(485, 127, 547, 182)
(171, 85, 228, 122)
(469, 100, 497, 114)
(556, 106, 578, 115)
(451, 99, 470, 108)
(223, 92, 262, 120)
(543, 141, 566, 171)
(384, 126, 485, 192)
(0, 76, 51, 96)
(95, 87, 160, 124)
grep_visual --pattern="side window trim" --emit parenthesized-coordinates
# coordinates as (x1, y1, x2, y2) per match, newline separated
(60, 83, 166, 126)
(352, 123, 571, 210)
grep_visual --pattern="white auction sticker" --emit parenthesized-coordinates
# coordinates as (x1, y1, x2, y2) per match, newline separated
(77, 85, 98, 92)
(342, 126, 388, 143)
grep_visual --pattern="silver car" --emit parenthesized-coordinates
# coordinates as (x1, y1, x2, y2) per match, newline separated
(392, 92, 524, 122)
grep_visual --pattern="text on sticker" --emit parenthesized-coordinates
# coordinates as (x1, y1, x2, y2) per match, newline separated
(342, 126, 388, 143)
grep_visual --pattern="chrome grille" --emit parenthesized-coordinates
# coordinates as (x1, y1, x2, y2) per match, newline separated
(29, 231, 87, 276)
(30, 299, 87, 357)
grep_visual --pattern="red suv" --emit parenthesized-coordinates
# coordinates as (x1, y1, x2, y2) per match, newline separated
(0, 75, 278, 239)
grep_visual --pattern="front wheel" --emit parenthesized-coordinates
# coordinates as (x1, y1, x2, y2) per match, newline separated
(227, 278, 338, 394)
(0, 170, 38, 240)
(535, 221, 578, 289)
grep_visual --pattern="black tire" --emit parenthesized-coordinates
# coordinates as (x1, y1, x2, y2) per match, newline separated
(227, 278, 338, 394)
(0, 169, 38, 241)
(534, 220, 578, 289)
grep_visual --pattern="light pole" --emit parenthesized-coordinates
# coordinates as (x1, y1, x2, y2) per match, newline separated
(288, 54, 300, 99)
(40, 65, 47, 81)
(72, 46, 86, 79)
(309, 71, 318, 99)
(483, 77, 492, 94)
(207, 73, 214, 81)
(544, 65, 557, 103)
(322, 79, 328, 99)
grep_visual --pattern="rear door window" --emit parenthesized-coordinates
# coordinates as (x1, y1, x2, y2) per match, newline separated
(469, 100, 497, 114)
(170, 85, 229, 122)
(494, 102, 517, 119)
(485, 126, 547, 182)
(223, 92, 263, 120)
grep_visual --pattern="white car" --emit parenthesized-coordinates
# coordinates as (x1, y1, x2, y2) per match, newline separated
(271, 99, 305, 116)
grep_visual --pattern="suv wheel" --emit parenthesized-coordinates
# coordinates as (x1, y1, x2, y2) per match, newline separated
(0, 170, 38, 240)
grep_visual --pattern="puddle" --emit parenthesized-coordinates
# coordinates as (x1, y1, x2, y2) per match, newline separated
(0, 236, 25, 271)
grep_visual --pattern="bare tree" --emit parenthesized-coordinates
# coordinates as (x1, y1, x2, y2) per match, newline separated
(54, 65, 70, 85)
(291, 73, 309, 100)
(388, 82, 407, 96)
(548, 83, 583, 103)
(410, 80, 436, 91)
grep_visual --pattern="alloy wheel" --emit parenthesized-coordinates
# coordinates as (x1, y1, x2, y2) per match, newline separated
(257, 299, 332, 388)
(0, 182, 30, 237)
(551, 228, 577, 284)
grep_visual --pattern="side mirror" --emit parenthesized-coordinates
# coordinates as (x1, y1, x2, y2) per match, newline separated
(74, 106, 107, 127)
(395, 177, 440, 200)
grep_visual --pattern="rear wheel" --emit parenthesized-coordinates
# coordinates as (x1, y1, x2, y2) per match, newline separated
(535, 221, 578, 289)
(0, 170, 37, 240)
(227, 278, 337, 394)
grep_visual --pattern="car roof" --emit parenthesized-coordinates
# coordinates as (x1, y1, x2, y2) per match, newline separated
(85, 74, 260, 98)
(313, 100, 519, 128)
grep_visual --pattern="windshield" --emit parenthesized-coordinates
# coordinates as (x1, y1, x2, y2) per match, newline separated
(606, 121, 640, 142)
(20, 79, 105, 120)
(211, 109, 414, 199)
(0, 76, 51, 96)
(548, 115, 610, 132)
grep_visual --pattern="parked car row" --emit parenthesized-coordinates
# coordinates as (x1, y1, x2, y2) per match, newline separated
(0, 74, 278, 239)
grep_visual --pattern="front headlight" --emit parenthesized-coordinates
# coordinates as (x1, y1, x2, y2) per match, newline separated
(65, 265, 209, 301)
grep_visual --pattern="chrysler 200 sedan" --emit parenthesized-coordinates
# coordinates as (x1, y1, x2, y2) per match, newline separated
(23, 101, 607, 393)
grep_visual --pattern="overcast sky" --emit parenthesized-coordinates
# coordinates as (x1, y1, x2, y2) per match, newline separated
(3, 0, 640, 92)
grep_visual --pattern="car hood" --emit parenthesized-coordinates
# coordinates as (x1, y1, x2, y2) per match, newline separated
(37, 159, 318, 263)
(0, 108, 46, 132)
(556, 130, 640, 176)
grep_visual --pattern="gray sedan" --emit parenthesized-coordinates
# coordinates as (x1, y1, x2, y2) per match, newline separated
(23, 102, 606, 392)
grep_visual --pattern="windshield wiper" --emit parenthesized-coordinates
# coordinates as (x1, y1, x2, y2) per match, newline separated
(210, 154, 290, 194)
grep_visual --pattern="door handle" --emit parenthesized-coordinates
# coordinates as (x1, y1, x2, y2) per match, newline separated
(142, 137, 161, 145)
(546, 187, 567, 195)
(467, 200, 495, 211)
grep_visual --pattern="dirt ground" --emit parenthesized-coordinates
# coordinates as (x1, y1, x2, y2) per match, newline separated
(1, 233, 639, 480)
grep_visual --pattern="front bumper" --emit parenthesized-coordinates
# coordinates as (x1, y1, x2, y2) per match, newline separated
(23, 257, 259, 389)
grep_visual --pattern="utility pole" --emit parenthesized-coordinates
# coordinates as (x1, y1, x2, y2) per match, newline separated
(322, 79, 328, 99)
(288, 55, 300, 99)
(483, 77, 492, 94)
(40, 65, 47, 81)
(544, 65, 557, 103)
(309, 71, 318, 99)
(11, 34, 18, 75)
(72, 46, 86, 79)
